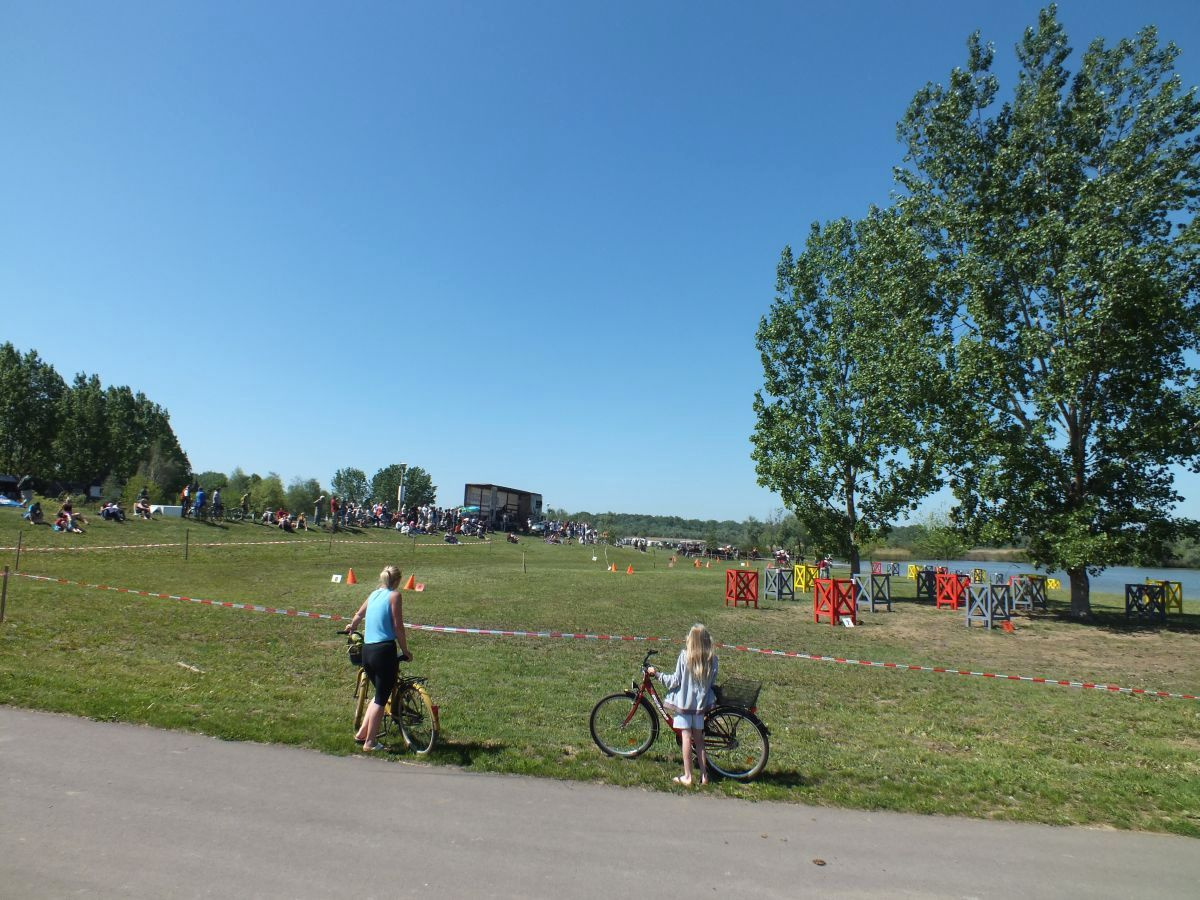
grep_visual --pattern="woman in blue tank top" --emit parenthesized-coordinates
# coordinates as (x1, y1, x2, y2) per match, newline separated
(345, 565, 412, 751)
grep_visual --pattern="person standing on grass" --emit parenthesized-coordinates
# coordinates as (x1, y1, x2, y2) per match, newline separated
(647, 623, 718, 786)
(18, 474, 34, 507)
(344, 565, 412, 752)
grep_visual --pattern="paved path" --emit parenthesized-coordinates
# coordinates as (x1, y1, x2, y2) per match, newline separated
(2, 706, 1197, 899)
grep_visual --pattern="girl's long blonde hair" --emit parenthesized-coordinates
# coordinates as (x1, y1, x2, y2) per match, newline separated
(379, 565, 403, 591)
(685, 623, 714, 683)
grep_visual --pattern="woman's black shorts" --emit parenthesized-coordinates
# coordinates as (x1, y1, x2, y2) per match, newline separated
(362, 641, 399, 706)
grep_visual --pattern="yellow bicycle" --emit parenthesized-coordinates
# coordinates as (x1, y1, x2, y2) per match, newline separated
(344, 630, 439, 754)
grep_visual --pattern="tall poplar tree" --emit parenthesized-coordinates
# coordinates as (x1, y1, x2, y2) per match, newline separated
(753, 210, 947, 573)
(896, 6, 1200, 616)
(0, 343, 65, 476)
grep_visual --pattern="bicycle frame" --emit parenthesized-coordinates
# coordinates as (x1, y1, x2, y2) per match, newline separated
(344, 630, 440, 752)
(626, 649, 706, 741)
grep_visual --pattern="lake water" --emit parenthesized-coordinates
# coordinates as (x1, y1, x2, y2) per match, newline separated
(851, 559, 1200, 598)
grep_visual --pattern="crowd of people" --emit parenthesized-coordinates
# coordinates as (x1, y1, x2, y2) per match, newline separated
(21, 498, 87, 533)
(15, 478, 525, 546)
(536, 519, 598, 544)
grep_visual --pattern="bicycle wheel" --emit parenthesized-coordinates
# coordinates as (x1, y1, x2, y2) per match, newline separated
(395, 681, 437, 754)
(352, 668, 371, 733)
(589, 692, 658, 758)
(704, 706, 769, 781)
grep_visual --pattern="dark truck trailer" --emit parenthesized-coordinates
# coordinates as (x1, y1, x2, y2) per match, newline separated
(463, 484, 543, 530)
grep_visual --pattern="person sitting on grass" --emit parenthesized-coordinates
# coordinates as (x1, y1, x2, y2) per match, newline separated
(134, 497, 152, 520)
(24, 501, 45, 525)
(54, 509, 84, 533)
(57, 500, 86, 530)
(296, 512, 308, 531)
(100, 501, 125, 522)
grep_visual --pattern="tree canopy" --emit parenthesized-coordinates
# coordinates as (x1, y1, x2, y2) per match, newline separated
(753, 210, 946, 573)
(897, 7, 1200, 615)
(0, 342, 190, 497)
(331, 467, 369, 504)
(756, 6, 1200, 614)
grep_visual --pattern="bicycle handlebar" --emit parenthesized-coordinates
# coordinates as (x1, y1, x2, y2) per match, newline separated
(641, 648, 659, 669)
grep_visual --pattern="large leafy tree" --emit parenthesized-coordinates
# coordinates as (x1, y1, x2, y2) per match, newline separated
(897, 7, 1200, 616)
(401, 465, 436, 509)
(753, 210, 946, 573)
(250, 473, 287, 513)
(285, 477, 322, 514)
(331, 467, 369, 504)
(53, 373, 111, 486)
(0, 342, 66, 477)
(370, 464, 408, 507)
(123, 442, 190, 505)
(113, 387, 189, 485)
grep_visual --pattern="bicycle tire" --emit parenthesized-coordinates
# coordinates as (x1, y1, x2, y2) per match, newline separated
(589, 692, 658, 758)
(704, 706, 769, 781)
(352, 668, 371, 733)
(395, 681, 437, 754)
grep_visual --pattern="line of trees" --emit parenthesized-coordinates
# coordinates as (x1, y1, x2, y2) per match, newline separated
(189, 464, 437, 519)
(544, 508, 813, 555)
(753, 7, 1200, 617)
(0, 342, 191, 503)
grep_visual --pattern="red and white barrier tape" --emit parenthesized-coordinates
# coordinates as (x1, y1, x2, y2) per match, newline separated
(8, 570, 1197, 702)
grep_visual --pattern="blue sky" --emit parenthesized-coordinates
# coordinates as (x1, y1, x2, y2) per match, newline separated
(3, 1, 1198, 521)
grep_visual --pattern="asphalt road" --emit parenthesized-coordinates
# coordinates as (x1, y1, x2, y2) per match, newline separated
(2, 706, 1197, 899)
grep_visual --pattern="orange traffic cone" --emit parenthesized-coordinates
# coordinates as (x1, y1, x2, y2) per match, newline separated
(608, 563, 617, 572)
(705, 561, 711, 569)
(403, 574, 416, 591)
(346, 568, 357, 585)
(694, 559, 701, 569)
(626, 564, 634, 575)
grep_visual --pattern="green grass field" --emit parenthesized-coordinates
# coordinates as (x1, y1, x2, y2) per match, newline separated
(2, 509, 1199, 836)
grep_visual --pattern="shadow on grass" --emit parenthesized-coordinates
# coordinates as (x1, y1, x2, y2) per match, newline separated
(1048, 609, 1200, 635)
(746, 768, 809, 788)
(422, 738, 507, 767)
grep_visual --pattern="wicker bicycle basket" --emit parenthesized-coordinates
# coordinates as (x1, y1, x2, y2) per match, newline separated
(347, 638, 363, 667)
(713, 678, 761, 709)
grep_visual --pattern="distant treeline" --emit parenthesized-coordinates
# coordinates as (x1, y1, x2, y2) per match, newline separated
(549, 508, 1195, 568)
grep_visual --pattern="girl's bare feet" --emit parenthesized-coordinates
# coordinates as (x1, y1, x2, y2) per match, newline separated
(672, 775, 692, 786)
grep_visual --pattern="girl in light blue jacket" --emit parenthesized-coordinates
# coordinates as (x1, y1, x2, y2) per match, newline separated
(648, 623, 718, 786)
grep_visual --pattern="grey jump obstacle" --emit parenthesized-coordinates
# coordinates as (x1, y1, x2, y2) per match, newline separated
(852, 573, 892, 612)
(764, 566, 796, 601)
(966, 582, 1011, 628)
(1010, 576, 1048, 612)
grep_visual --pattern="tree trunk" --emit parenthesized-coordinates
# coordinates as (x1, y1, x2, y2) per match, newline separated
(849, 544, 860, 576)
(1067, 566, 1091, 619)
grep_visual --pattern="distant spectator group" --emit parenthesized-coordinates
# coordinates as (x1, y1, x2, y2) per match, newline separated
(536, 519, 598, 545)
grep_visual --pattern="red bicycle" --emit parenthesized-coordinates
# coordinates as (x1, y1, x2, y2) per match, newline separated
(589, 649, 770, 781)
